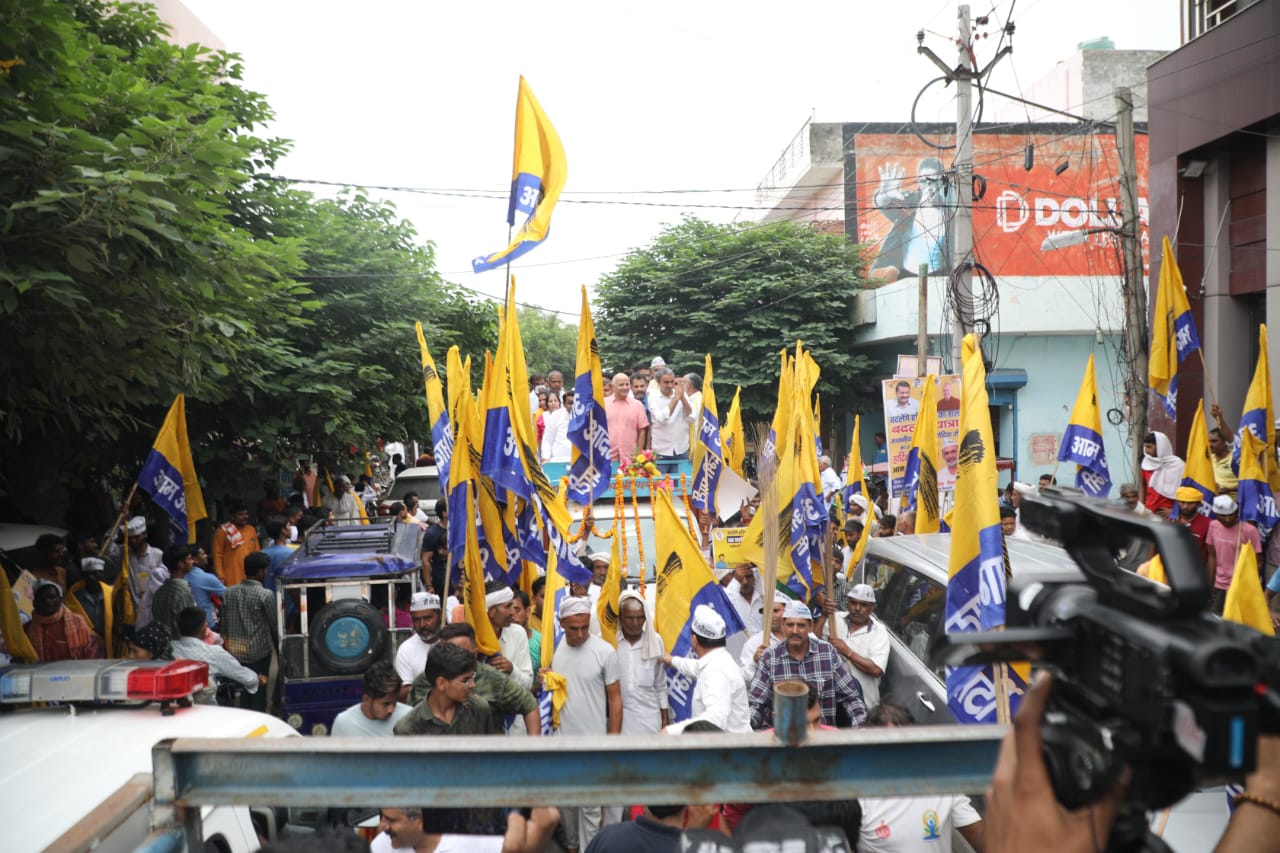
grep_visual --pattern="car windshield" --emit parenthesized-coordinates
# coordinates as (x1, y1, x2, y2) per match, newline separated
(386, 474, 442, 503)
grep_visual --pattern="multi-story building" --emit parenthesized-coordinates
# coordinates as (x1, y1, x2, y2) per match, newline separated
(1147, 0, 1280, 447)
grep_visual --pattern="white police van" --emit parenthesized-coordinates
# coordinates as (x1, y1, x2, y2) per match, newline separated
(1, 659, 298, 852)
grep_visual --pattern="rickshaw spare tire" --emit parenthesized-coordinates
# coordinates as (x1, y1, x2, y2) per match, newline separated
(308, 598, 386, 675)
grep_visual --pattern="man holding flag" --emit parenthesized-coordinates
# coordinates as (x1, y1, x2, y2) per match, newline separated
(1057, 354, 1112, 497)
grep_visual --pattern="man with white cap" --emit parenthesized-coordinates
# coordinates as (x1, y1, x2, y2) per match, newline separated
(395, 591, 442, 695)
(1206, 494, 1262, 615)
(548, 594, 621, 851)
(104, 515, 164, 612)
(65, 556, 113, 648)
(826, 583, 891, 712)
(616, 590, 669, 736)
(485, 581, 534, 690)
(661, 603, 751, 734)
(587, 552, 610, 607)
(749, 599, 867, 729)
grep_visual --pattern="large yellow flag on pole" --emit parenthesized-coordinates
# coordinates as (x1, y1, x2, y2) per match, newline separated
(451, 393, 501, 656)
(136, 394, 207, 544)
(902, 378, 942, 533)
(1149, 235, 1201, 419)
(722, 386, 745, 478)
(415, 323, 453, 486)
(945, 334, 1022, 723)
(843, 415, 875, 580)
(1181, 401, 1217, 505)
(472, 77, 567, 272)
(1223, 544, 1275, 636)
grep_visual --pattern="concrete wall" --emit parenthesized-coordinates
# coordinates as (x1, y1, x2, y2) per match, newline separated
(849, 274, 1124, 346)
(991, 49, 1166, 123)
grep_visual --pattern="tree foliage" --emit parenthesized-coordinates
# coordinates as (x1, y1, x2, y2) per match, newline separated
(517, 305, 578, 379)
(594, 217, 875, 426)
(0, 0, 494, 514)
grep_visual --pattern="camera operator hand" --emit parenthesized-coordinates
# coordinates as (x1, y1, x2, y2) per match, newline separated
(986, 670, 1130, 853)
(1216, 735, 1280, 852)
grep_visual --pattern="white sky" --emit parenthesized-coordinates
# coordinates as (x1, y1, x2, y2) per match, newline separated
(181, 0, 1180, 319)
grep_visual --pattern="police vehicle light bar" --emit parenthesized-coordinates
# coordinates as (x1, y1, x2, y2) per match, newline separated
(0, 659, 209, 704)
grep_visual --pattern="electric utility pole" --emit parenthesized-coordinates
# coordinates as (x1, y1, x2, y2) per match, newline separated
(917, 6, 1012, 369)
(1116, 86, 1147, 481)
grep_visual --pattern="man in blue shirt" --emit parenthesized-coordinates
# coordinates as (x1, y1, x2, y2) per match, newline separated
(260, 516, 296, 592)
(185, 544, 226, 631)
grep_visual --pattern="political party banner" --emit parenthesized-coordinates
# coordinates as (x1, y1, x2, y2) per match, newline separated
(883, 374, 962, 503)
(711, 526, 749, 571)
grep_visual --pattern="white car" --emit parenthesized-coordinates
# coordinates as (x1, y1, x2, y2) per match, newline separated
(1, 659, 299, 852)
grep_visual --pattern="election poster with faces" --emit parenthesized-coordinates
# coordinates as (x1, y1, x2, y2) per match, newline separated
(883, 375, 962, 505)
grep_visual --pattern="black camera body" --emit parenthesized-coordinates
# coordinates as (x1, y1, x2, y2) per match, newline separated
(933, 488, 1280, 851)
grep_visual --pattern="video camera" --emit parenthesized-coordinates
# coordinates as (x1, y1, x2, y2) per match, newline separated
(933, 487, 1280, 853)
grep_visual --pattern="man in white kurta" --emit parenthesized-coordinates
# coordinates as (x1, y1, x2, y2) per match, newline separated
(616, 591, 669, 735)
(661, 605, 751, 733)
(394, 592, 441, 698)
(826, 583, 891, 710)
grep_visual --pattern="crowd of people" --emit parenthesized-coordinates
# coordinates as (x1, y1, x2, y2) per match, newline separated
(11, 351, 1280, 852)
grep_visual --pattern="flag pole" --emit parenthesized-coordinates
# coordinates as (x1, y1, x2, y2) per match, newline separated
(99, 482, 140, 559)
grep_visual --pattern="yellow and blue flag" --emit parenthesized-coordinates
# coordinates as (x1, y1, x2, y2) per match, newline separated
(567, 286, 612, 504)
(596, 529, 623, 647)
(473, 78, 567, 273)
(451, 391, 501, 656)
(902, 377, 942, 533)
(946, 335, 1023, 723)
(843, 415, 875, 577)
(415, 323, 453, 486)
(1057, 354, 1111, 497)
(137, 394, 208, 545)
(1181, 401, 1217, 508)
(761, 349, 792, 472)
(653, 487, 745, 721)
(722, 386, 745, 478)
(690, 353, 725, 518)
(1149, 235, 1202, 419)
(1234, 325, 1279, 492)
(1223, 543, 1275, 636)
(1238, 428, 1280, 537)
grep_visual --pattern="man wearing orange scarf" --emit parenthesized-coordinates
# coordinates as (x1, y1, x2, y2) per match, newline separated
(213, 501, 260, 587)
(25, 580, 101, 662)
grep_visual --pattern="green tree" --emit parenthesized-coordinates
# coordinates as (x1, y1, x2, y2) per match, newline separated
(0, 1, 494, 517)
(517, 305, 578, 379)
(195, 188, 496, 485)
(594, 217, 875, 426)
(0, 0, 306, 448)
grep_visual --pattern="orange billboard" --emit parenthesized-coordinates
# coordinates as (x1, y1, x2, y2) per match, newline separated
(850, 129, 1149, 280)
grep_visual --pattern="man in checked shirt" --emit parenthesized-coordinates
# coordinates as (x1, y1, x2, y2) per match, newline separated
(748, 598, 867, 729)
(220, 551, 278, 712)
